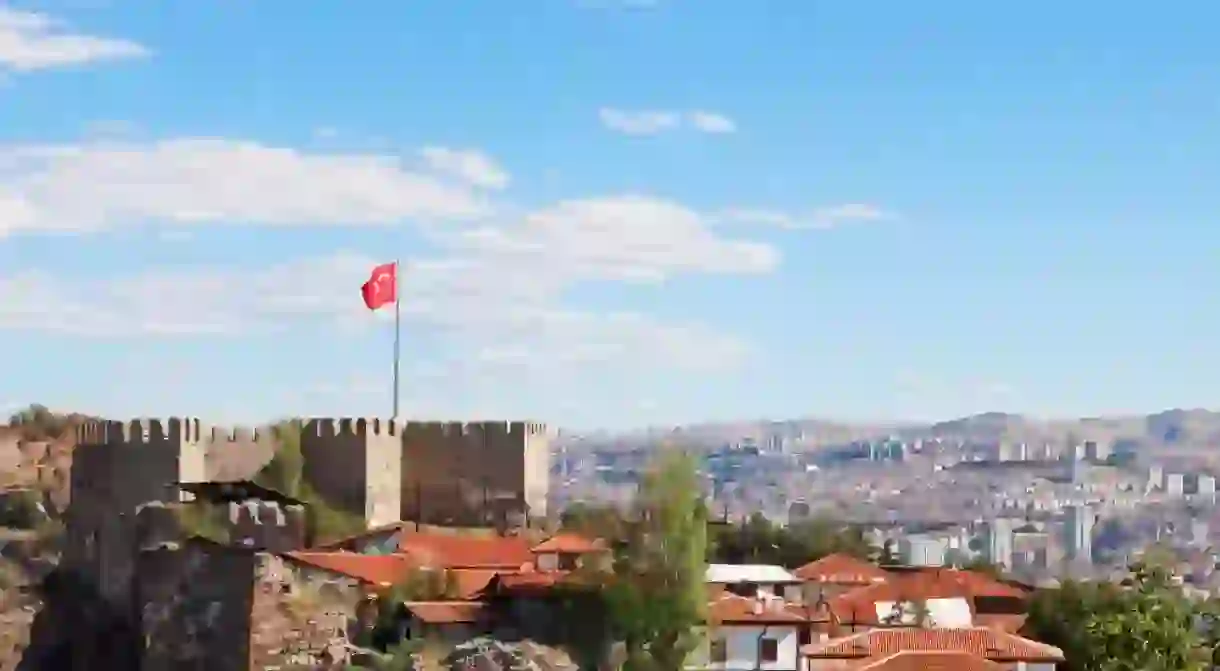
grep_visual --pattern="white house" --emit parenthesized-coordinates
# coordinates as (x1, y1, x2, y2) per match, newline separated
(689, 593, 810, 671)
(706, 564, 804, 602)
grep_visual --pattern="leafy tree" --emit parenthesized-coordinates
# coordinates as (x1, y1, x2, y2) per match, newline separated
(1081, 562, 1204, 671)
(254, 419, 364, 543)
(708, 513, 872, 567)
(560, 501, 628, 541)
(1024, 563, 1206, 671)
(604, 450, 708, 671)
(1023, 578, 1125, 671)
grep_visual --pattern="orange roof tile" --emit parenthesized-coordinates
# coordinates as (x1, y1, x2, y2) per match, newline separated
(802, 628, 1063, 663)
(847, 650, 1003, 671)
(530, 533, 607, 554)
(828, 569, 1025, 625)
(403, 601, 488, 624)
(708, 594, 810, 624)
(285, 551, 419, 586)
(398, 533, 534, 569)
(794, 554, 891, 585)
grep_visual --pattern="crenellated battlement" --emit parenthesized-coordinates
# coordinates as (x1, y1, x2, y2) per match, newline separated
(304, 417, 400, 437)
(77, 417, 204, 445)
(75, 417, 270, 446)
(400, 420, 547, 438)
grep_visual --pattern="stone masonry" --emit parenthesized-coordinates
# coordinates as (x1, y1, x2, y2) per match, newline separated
(300, 418, 551, 527)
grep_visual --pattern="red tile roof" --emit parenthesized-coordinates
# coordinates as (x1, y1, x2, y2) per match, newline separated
(403, 601, 488, 624)
(847, 650, 1004, 670)
(285, 551, 419, 586)
(707, 594, 810, 624)
(802, 628, 1063, 663)
(530, 533, 606, 554)
(794, 554, 891, 585)
(397, 533, 534, 569)
(828, 569, 1026, 625)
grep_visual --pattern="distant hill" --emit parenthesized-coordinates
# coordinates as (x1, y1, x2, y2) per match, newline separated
(567, 408, 1220, 454)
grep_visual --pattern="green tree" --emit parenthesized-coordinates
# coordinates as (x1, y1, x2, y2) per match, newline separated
(254, 419, 364, 543)
(560, 502, 628, 541)
(707, 513, 872, 567)
(1025, 563, 1206, 671)
(605, 450, 707, 671)
(1023, 578, 1125, 671)
(1081, 562, 1205, 671)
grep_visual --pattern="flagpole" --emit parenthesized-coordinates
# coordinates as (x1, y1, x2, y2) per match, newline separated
(392, 259, 401, 420)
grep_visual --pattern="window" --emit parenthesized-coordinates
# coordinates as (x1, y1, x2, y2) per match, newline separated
(758, 638, 778, 663)
(709, 637, 727, 664)
(558, 553, 578, 571)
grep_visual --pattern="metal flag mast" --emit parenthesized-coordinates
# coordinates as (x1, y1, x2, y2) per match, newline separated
(392, 259, 401, 420)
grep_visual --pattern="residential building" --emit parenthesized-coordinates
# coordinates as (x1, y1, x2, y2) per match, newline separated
(706, 564, 804, 601)
(985, 518, 1014, 572)
(1063, 505, 1094, 562)
(692, 594, 808, 671)
(898, 534, 946, 567)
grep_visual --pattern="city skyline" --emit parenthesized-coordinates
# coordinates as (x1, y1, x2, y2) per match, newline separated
(2, 1, 1219, 429)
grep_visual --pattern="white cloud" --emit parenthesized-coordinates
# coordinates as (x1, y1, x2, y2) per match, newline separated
(599, 108, 737, 135)
(0, 7, 148, 72)
(0, 165, 772, 372)
(0, 249, 753, 373)
(457, 196, 776, 282)
(0, 138, 490, 236)
(598, 108, 681, 135)
(687, 110, 736, 134)
(419, 146, 509, 190)
(718, 203, 892, 230)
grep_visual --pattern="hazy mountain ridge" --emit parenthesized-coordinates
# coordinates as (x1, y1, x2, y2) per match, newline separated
(571, 408, 1220, 453)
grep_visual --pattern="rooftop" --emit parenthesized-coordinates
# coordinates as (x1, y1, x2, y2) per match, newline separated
(706, 563, 800, 584)
(802, 628, 1063, 663)
(794, 553, 891, 584)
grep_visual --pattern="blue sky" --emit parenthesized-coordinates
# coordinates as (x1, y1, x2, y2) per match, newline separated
(1, 1, 1219, 430)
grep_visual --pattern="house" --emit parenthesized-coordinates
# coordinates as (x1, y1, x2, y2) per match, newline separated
(690, 593, 810, 671)
(826, 568, 1027, 634)
(801, 628, 1064, 670)
(707, 564, 804, 601)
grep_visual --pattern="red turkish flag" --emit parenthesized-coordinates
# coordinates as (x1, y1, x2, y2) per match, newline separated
(360, 262, 397, 310)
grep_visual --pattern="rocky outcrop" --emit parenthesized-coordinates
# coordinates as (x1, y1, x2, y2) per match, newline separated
(443, 637, 578, 671)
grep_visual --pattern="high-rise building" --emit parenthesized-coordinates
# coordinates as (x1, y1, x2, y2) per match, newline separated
(1063, 505, 1094, 562)
(899, 534, 947, 567)
(986, 518, 1014, 571)
(1198, 474, 1217, 499)
(1166, 473, 1185, 497)
(1148, 464, 1164, 492)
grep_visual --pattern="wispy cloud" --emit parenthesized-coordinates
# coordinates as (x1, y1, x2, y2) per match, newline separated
(0, 7, 148, 72)
(717, 203, 893, 230)
(599, 108, 737, 135)
(687, 110, 736, 134)
(0, 138, 491, 237)
(419, 146, 510, 190)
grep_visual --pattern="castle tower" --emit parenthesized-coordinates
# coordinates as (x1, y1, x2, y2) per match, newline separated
(66, 418, 266, 670)
(299, 418, 403, 529)
(400, 420, 550, 524)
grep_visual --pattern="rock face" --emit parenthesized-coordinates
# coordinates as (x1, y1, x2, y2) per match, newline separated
(443, 637, 577, 671)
